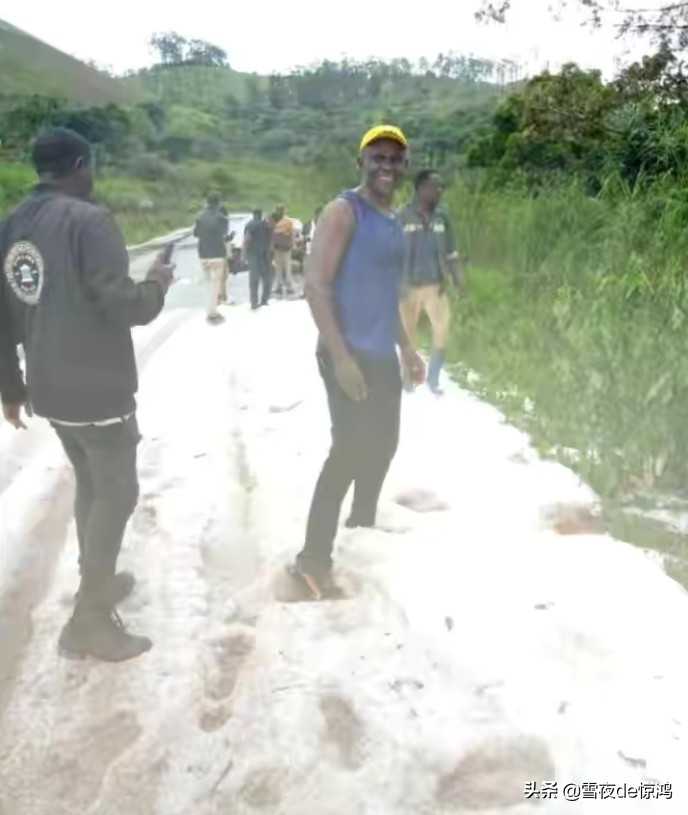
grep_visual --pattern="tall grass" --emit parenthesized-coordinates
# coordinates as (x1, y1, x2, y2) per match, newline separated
(445, 174, 688, 498)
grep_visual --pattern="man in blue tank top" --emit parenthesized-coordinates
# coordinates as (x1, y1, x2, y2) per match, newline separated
(289, 125, 426, 600)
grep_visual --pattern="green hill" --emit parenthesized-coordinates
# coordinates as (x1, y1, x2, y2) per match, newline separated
(121, 64, 267, 107)
(122, 61, 504, 167)
(0, 18, 141, 106)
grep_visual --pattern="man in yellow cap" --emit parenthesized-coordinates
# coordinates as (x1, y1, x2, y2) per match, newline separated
(288, 124, 425, 600)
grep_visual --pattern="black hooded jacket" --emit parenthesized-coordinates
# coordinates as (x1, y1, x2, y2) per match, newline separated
(0, 184, 164, 422)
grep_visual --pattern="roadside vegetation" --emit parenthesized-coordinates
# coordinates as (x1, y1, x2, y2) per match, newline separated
(447, 50, 688, 504)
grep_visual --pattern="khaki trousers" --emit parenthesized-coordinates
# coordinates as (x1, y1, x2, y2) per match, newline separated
(273, 249, 295, 291)
(201, 258, 227, 316)
(400, 283, 451, 348)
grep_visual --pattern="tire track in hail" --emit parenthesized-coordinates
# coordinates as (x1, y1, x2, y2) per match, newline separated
(197, 365, 259, 734)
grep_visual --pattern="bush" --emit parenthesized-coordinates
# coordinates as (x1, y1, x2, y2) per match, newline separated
(191, 138, 226, 162)
(207, 165, 239, 194)
(97, 176, 150, 212)
(127, 153, 175, 181)
(0, 161, 34, 211)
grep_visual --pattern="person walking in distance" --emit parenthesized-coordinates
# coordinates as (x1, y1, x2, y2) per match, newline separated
(398, 170, 463, 395)
(194, 192, 229, 324)
(289, 125, 425, 600)
(218, 203, 231, 305)
(243, 209, 273, 309)
(271, 204, 296, 296)
(0, 128, 174, 661)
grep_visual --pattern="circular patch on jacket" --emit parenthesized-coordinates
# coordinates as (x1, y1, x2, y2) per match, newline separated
(3, 241, 44, 306)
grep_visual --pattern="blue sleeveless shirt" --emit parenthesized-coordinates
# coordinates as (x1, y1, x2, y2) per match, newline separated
(334, 190, 404, 360)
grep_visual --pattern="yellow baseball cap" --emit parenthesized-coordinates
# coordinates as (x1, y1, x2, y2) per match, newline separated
(359, 124, 408, 153)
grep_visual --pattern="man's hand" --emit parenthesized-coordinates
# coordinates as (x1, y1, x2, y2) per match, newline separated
(402, 347, 426, 385)
(447, 259, 466, 295)
(145, 251, 176, 293)
(2, 401, 31, 430)
(455, 256, 470, 295)
(334, 354, 368, 402)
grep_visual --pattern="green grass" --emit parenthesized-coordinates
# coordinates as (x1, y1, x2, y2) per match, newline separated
(0, 18, 140, 105)
(444, 175, 688, 499)
(105, 157, 332, 242)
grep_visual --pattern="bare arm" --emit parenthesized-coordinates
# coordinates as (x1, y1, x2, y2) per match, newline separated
(304, 199, 355, 363)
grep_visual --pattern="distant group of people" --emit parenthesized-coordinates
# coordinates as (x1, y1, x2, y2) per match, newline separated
(194, 196, 323, 319)
(0, 122, 465, 657)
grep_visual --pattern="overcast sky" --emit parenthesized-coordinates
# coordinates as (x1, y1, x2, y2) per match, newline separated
(2, 0, 654, 78)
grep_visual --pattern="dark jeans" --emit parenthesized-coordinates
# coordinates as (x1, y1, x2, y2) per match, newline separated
(297, 349, 402, 577)
(52, 414, 141, 601)
(248, 255, 272, 307)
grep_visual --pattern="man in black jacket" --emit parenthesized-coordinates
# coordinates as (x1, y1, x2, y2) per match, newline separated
(194, 192, 229, 323)
(0, 128, 174, 662)
(243, 208, 273, 309)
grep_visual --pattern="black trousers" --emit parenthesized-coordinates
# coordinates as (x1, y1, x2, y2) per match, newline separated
(297, 349, 402, 578)
(52, 415, 141, 602)
(248, 255, 272, 307)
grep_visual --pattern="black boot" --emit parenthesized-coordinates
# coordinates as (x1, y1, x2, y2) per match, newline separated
(59, 603, 152, 662)
(75, 571, 135, 608)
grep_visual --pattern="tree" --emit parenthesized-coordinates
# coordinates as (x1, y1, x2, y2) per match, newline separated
(467, 50, 688, 189)
(268, 75, 292, 109)
(466, 63, 618, 185)
(476, 1, 688, 52)
(54, 104, 133, 158)
(185, 39, 228, 67)
(245, 75, 262, 107)
(1, 97, 136, 163)
(149, 31, 186, 65)
(85, 59, 114, 76)
(148, 32, 228, 67)
(139, 101, 167, 132)
(1, 96, 65, 146)
(613, 44, 688, 105)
